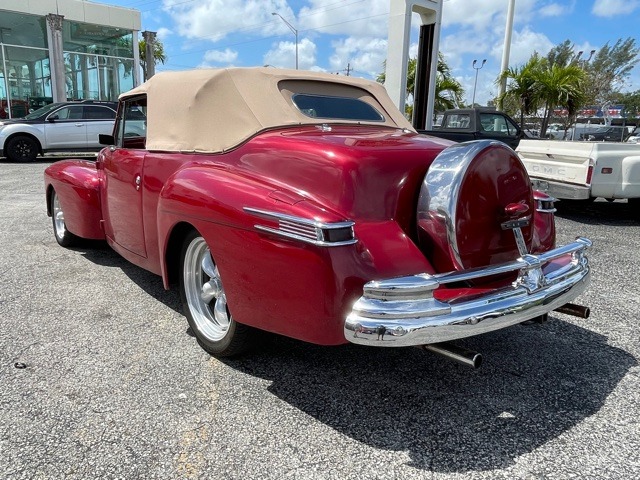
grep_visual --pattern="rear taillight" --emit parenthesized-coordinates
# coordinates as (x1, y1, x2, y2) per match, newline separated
(585, 158, 595, 185)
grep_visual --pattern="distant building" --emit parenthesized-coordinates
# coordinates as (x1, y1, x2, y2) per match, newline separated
(0, 0, 141, 118)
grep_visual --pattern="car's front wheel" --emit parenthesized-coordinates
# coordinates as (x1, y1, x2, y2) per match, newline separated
(5, 135, 39, 162)
(179, 231, 256, 357)
(51, 189, 80, 248)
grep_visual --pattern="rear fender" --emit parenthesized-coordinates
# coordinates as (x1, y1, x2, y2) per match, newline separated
(157, 164, 353, 287)
(157, 165, 435, 345)
(617, 155, 640, 198)
(44, 160, 105, 239)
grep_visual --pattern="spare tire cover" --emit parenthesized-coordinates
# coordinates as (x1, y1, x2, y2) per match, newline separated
(417, 140, 533, 273)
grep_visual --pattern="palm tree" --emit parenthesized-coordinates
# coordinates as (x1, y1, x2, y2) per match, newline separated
(139, 39, 167, 81)
(534, 62, 585, 137)
(497, 55, 542, 128)
(378, 54, 464, 118)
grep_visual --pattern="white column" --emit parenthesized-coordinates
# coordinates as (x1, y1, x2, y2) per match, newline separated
(132, 30, 141, 87)
(386, 0, 441, 127)
(46, 14, 66, 103)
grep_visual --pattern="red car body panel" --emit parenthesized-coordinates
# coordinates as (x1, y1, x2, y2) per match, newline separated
(45, 125, 559, 346)
(45, 161, 104, 240)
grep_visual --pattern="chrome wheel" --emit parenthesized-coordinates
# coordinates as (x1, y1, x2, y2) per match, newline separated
(183, 236, 231, 342)
(50, 189, 78, 248)
(52, 192, 67, 242)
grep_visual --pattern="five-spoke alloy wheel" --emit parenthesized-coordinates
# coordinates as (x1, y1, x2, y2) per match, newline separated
(51, 189, 80, 248)
(179, 231, 255, 357)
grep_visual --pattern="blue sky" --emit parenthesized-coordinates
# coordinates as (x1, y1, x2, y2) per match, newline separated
(102, 0, 640, 106)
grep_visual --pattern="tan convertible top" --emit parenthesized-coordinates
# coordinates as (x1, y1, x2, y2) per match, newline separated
(120, 67, 414, 153)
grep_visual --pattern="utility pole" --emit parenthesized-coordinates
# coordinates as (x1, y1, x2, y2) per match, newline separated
(272, 12, 298, 70)
(472, 59, 486, 106)
(343, 63, 351, 76)
(498, 0, 515, 110)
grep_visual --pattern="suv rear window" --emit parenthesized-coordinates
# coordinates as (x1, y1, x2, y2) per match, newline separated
(292, 94, 384, 122)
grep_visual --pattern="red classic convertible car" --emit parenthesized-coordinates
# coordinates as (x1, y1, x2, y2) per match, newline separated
(45, 68, 591, 367)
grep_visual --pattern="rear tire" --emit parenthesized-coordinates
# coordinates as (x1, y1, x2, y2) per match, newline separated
(51, 189, 80, 248)
(179, 230, 256, 357)
(5, 135, 38, 162)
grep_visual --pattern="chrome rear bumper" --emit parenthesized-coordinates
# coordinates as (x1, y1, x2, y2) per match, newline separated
(531, 178, 591, 200)
(345, 237, 591, 347)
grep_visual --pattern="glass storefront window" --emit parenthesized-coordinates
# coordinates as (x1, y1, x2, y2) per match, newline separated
(64, 53, 135, 101)
(1, 45, 52, 118)
(0, 11, 49, 117)
(63, 21, 133, 58)
(0, 11, 48, 49)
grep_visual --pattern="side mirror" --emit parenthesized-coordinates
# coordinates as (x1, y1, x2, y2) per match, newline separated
(99, 134, 115, 146)
(48, 115, 58, 122)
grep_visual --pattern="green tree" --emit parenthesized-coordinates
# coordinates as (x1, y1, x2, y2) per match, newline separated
(497, 54, 543, 128)
(139, 38, 167, 80)
(377, 54, 465, 118)
(535, 61, 585, 137)
(582, 38, 640, 106)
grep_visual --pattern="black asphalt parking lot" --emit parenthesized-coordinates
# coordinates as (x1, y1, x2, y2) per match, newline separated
(1, 159, 639, 479)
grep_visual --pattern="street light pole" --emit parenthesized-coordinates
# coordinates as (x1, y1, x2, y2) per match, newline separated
(471, 59, 486, 106)
(272, 12, 298, 70)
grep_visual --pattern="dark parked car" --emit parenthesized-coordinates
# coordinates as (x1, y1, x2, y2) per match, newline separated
(420, 108, 525, 149)
(579, 126, 625, 142)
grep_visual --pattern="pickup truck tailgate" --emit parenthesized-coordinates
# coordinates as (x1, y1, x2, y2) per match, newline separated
(516, 140, 594, 185)
(517, 140, 640, 200)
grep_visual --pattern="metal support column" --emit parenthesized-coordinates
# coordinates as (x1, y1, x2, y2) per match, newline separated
(45, 14, 66, 103)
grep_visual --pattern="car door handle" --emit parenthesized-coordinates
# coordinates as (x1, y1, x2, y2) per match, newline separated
(135, 175, 141, 190)
(75, 123, 83, 127)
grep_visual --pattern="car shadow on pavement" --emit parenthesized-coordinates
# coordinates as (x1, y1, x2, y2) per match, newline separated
(223, 320, 635, 473)
(72, 238, 635, 472)
(555, 199, 639, 226)
(77, 243, 183, 315)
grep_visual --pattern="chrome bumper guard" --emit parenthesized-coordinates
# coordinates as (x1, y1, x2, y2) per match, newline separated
(345, 237, 592, 347)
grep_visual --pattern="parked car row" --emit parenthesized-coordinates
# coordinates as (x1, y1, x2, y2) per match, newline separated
(0, 100, 120, 162)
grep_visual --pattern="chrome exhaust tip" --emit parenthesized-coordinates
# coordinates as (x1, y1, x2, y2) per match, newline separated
(422, 342, 483, 369)
(554, 303, 590, 319)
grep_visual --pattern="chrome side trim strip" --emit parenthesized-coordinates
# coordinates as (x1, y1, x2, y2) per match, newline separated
(244, 207, 357, 247)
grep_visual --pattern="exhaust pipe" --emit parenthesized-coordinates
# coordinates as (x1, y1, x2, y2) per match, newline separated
(422, 342, 483, 369)
(554, 303, 590, 319)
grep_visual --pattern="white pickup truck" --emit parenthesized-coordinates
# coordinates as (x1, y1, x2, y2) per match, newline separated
(516, 139, 640, 206)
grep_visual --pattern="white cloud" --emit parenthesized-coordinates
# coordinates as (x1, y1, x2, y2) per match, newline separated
(442, 0, 537, 31)
(298, 0, 389, 37)
(329, 37, 387, 77)
(156, 27, 172, 41)
(538, 1, 575, 17)
(495, 27, 554, 66)
(203, 48, 239, 64)
(162, 0, 295, 41)
(263, 37, 317, 70)
(592, 0, 640, 17)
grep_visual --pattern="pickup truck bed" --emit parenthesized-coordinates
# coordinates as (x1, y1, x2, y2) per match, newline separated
(516, 139, 640, 201)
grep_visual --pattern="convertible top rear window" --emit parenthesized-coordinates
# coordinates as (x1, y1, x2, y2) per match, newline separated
(292, 94, 384, 122)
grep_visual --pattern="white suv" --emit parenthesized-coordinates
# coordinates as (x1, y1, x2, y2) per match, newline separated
(0, 101, 117, 162)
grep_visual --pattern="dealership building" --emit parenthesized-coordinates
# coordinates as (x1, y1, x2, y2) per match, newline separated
(0, 0, 141, 118)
